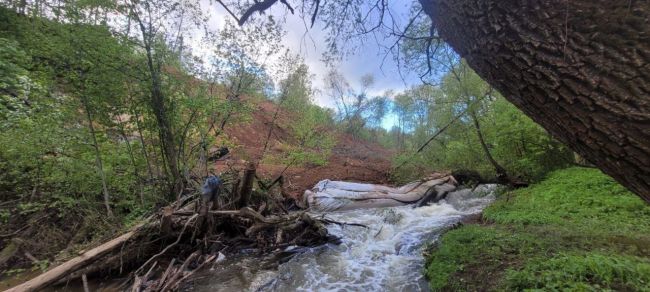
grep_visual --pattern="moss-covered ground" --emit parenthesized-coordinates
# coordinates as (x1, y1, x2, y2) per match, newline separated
(425, 167, 650, 291)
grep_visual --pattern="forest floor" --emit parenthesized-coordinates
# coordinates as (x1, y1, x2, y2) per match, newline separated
(425, 167, 650, 291)
(215, 99, 394, 200)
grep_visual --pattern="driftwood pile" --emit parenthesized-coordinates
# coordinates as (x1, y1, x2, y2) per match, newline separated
(6, 163, 338, 292)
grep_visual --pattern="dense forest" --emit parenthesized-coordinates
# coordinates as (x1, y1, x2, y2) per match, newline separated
(0, 0, 648, 291)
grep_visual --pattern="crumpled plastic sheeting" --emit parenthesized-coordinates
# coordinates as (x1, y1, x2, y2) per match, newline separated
(304, 177, 457, 212)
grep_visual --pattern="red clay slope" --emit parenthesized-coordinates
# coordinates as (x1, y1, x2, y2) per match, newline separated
(212, 99, 393, 199)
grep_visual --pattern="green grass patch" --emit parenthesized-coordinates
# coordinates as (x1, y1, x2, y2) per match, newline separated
(505, 253, 650, 291)
(425, 167, 650, 291)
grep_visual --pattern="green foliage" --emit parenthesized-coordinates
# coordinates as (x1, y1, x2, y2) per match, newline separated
(279, 61, 313, 112)
(489, 98, 572, 181)
(270, 59, 336, 167)
(324, 70, 389, 138)
(484, 167, 650, 233)
(288, 105, 336, 166)
(17, 202, 46, 215)
(505, 253, 650, 291)
(0, 37, 35, 120)
(1, 6, 137, 198)
(213, 17, 284, 99)
(3, 268, 26, 277)
(0, 210, 9, 223)
(391, 62, 572, 182)
(31, 259, 50, 272)
(425, 226, 543, 291)
(425, 167, 650, 291)
(0, 4, 255, 210)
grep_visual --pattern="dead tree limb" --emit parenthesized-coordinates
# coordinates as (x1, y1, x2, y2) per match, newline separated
(6, 225, 143, 292)
(160, 252, 198, 292)
(82, 274, 90, 292)
(134, 215, 197, 276)
(155, 259, 176, 291)
(238, 162, 256, 208)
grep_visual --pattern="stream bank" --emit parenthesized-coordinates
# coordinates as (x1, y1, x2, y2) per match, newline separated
(425, 167, 650, 291)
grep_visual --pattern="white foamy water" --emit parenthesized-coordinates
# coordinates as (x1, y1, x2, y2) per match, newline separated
(188, 185, 497, 292)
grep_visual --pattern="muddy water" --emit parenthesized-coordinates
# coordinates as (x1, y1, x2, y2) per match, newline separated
(187, 185, 497, 292)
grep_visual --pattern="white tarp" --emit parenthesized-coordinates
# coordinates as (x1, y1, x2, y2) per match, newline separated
(304, 176, 458, 212)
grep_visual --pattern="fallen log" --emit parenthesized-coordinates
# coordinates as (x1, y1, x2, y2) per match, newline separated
(168, 254, 216, 291)
(414, 183, 457, 207)
(5, 225, 144, 292)
(155, 259, 176, 291)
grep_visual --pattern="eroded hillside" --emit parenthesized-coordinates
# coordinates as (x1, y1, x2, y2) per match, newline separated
(214, 99, 394, 199)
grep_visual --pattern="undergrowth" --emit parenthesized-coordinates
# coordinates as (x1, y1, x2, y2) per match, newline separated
(425, 167, 650, 291)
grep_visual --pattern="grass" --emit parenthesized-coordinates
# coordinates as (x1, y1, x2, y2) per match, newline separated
(425, 167, 650, 291)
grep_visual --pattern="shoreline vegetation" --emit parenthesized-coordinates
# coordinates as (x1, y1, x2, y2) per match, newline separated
(2, 1, 649, 290)
(425, 167, 650, 291)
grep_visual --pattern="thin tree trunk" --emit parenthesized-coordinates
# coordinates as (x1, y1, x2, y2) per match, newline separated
(133, 11, 182, 197)
(177, 109, 199, 181)
(422, 0, 650, 202)
(81, 274, 89, 292)
(259, 99, 284, 163)
(148, 52, 181, 197)
(117, 115, 146, 205)
(469, 109, 508, 183)
(81, 97, 113, 217)
(199, 134, 208, 177)
(128, 95, 155, 181)
(29, 155, 43, 202)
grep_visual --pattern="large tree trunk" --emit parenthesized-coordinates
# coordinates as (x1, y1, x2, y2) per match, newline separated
(421, 0, 650, 202)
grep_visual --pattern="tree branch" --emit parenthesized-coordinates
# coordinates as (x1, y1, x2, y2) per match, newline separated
(239, 0, 279, 25)
(215, 0, 241, 24)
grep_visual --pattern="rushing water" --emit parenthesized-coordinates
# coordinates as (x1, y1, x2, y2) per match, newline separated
(188, 185, 497, 292)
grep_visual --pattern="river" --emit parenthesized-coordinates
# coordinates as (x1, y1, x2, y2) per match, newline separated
(187, 185, 497, 292)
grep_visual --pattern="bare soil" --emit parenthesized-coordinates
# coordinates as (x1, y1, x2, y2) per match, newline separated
(214, 99, 394, 200)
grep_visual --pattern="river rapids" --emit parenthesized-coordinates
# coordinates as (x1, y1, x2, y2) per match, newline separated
(187, 185, 498, 292)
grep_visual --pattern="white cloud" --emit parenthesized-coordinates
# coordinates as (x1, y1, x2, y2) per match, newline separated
(191, 1, 418, 111)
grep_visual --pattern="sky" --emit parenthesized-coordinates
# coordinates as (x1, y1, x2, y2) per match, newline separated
(189, 1, 420, 129)
(276, 4, 417, 107)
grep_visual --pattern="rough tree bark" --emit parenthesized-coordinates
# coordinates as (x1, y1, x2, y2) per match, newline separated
(421, 0, 650, 202)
